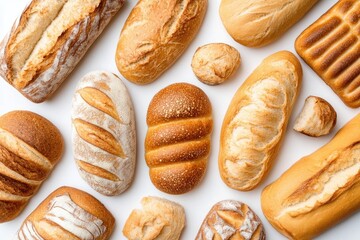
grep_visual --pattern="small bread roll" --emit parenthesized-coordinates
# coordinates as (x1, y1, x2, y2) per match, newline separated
(123, 196, 185, 240)
(191, 43, 241, 85)
(294, 96, 337, 137)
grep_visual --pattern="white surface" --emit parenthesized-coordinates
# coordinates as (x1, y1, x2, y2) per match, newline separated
(0, 0, 359, 239)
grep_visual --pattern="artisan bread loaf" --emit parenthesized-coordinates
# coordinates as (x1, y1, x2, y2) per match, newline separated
(0, 110, 63, 223)
(72, 71, 136, 196)
(0, 0, 125, 103)
(196, 200, 265, 240)
(219, 51, 302, 191)
(14, 186, 114, 240)
(261, 113, 360, 240)
(145, 83, 213, 194)
(219, 0, 318, 47)
(115, 0, 207, 85)
(295, 0, 360, 108)
(123, 196, 186, 240)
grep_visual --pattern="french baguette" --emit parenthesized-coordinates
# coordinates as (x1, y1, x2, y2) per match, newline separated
(219, 51, 302, 191)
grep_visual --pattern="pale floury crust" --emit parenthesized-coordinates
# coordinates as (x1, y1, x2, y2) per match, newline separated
(191, 43, 241, 85)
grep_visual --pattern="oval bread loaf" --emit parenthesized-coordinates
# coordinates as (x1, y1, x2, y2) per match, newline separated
(14, 186, 115, 240)
(0, 110, 64, 223)
(115, 0, 207, 85)
(219, 51, 302, 191)
(261, 113, 360, 239)
(145, 83, 213, 194)
(219, 0, 318, 47)
(72, 71, 136, 196)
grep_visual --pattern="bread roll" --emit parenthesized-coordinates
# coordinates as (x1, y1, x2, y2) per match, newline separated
(295, 0, 360, 108)
(294, 96, 337, 137)
(115, 0, 207, 85)
(196, 200, 265, 240)
(145, 83, 212, 194)
(191, 43, 241, 85)
(219, 51, 302, 191)
(14, 186, 114, 240)
(72, 71, 136, 196)
(219, 0, 318, 47)
(0, 111, 63, 223)
(261, 113, 360, 240)
(0, 0, 125, 103)
(123, 196, 185, 240)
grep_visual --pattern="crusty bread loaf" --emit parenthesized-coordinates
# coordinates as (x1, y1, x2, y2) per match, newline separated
(14, 186, 114, 240)
(0, 111, 63, 223)
(295, 0, 360, 108)
(261, 113, 360, 240)
(219, 0, 318, 47)
(196, 200, 265, 240)
(294, 96, 337, 137)
(72, 71, 136, 196)
(191, 43, 241, 85)
(145, 83, 212, 194)
(0, 0, 124, 103)
(219, 51, 302, 191)
(115, 0, 207, 85)
(123, 196, 185, 240)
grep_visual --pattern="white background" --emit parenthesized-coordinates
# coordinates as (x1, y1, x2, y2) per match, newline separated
(0, 0, 359, 239)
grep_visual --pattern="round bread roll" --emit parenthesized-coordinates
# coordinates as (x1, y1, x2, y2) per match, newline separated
(191, 43, 241, 85)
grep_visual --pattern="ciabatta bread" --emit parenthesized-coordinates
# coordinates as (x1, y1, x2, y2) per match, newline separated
(72, 71, 136, 196)
(219, 0, 318, 47)
(123, 196, 185, 240)
(295, 0, 360, 108)
(261, 113, 360, 240)
(115, 0, 207, 85)
(0, 111, 63, 223)
(14, 186, 114, 240)
(145, 83, 213, 194)
(219, 51, 302, 191)
(0, 0, 124, 103)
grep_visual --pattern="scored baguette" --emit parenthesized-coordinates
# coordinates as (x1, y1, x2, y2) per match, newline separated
(0, 0, 124, 103)
(262, 113, 360, 239)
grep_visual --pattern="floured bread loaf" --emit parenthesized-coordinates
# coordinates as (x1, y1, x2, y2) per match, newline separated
(262, 113, 360, 239)
(196, 200, 265, 240)
(219, 51, 302, 191)
(72, 71, 136, 196)
(14, 186, 114, 240)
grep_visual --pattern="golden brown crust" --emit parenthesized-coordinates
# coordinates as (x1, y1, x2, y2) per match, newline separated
(116, 0, 208, 85)
(261, 113, 360, 239)
(295, 0, 360, 108)
(145, 83, 212, 194)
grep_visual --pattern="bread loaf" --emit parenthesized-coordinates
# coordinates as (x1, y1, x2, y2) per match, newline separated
(14, 186, 114, 240)
(196, 200, 265, 240)
(261, 113, 360, 240)
(72, 71, 136, 196)
(145, 83, 212, 194)
(0, 0, 125, 103)
(219, 0, 318, 47)
(219, 51, 302, 191)
(123, 196, 186, 240)
(115, 0, 207, 85)
(295, 0, 360, 108)
(0, 111, 63, 223)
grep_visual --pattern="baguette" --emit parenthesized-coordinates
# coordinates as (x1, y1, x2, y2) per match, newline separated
(145, 83, 213, 194)
(0, 0, 125, 103)
(261, 113, 360, 240)
(0, 111, 63, 223)
(115, 0, 207, 85)
(295, 0, 360, 108)
(219, 0, 318, 47)
(14, 186, 114, 240)
(72, 71, 136, 196)
(219, 51, 302, 191)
